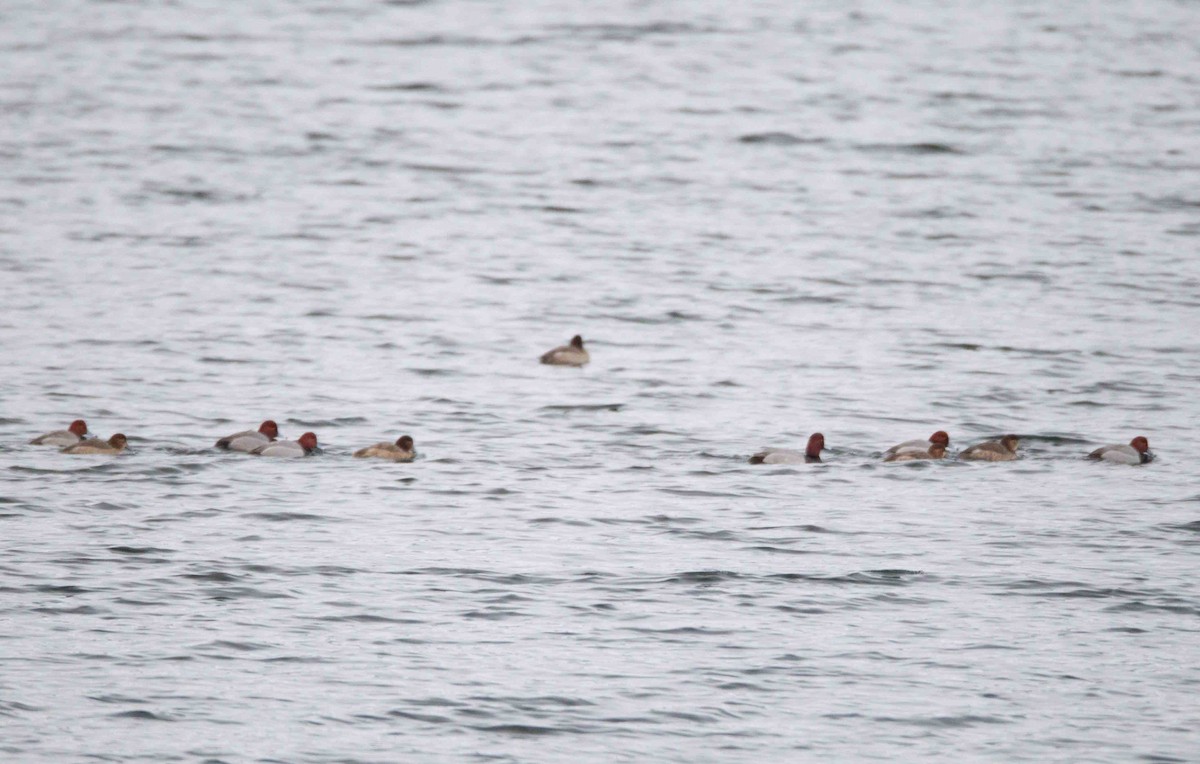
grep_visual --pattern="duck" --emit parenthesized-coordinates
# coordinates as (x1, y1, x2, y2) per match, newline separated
(749, 433, 825, 464)
(1088, 436, 1152, 465)
(62, 433, 127, 455)
(30, 419, 89, 446)
(216, 420, 280, 452)
(540, 335, 589, 366)
(959, 434, 1020, 461)
(884, 430, 949, 457)
(354, 435, 415, 462)
(251, 432, 318, 458)
(883, 442, 947, 462)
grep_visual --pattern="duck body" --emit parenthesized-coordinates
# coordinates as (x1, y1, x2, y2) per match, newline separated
(750, 433, 825, 464)
(960, 435, 1020, 462)
(252, 432, 318, 458)
(354, 435, 415, 462)
(749, 449, 817, 464)
(540, 335, 589, 366)
(1089, 437, 1152, 465)
(884, 431, 949, 457)
(222, 434, 271, 452)
(62, 434, 127, 455)
(216, 420, 279, 452)
(883, 443, 946, 462)
(31, 420, 89, 446)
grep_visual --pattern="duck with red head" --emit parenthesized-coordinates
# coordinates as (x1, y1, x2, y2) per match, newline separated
(750, 433, 825, 464)
(62, 433, 127, 455)
(884, 442, 947, 462)
(960, 434, 1020, 462)
(30, 419, 90, 447)
(252, 432, 318, 458)
(884, 430, 950, 457)
(1088, 436, 1152, 465)
(354, 435, 416, 462)
(216, 420, 281, 452)
(540, 335, 589, 366)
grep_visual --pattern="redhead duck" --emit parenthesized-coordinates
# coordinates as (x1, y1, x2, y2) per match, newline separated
(540, 335, 589, 366)
(883, 443, 946, 462)
(216, 420, 280, 452)
(960, 434, 1020, 461)
(30, 419, 89, 446)
(750, 433, 825, 464)
(354, 435, 415, 462)
(884, 430, 949, 457)
(251, 432, 318, 458)
(1088, 436, 1152, 465)
(62, 433, 127, 455)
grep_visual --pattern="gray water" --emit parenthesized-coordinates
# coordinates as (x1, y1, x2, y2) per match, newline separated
(2, 1, 1199, 761)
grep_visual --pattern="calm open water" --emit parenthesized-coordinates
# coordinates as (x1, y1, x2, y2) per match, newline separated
(2, 1, 1199, 762)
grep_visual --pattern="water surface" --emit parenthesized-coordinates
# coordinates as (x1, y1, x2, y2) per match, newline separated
(2, 1, 1199, 761)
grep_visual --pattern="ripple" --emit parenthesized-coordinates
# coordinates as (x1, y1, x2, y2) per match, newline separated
(737, 132, 825, 146)
(855, 141, 965, 155)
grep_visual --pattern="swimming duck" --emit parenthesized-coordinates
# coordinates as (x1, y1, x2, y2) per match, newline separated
(251, 432, 318, 458)
(216, 420, 280, 452)
(30, 419, 89, 446)
(959, 434, 1020, 461)
(749, 433, 825, 464)
(62, 433, 127, 455)
(884, 430, 949, 457)
(1088, 436, 1152, 465)
(540, 335, 589, 366)
(883, 443, 947, 462)
(354, 435, 415, 462)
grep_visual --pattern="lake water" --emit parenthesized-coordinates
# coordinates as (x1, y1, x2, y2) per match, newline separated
(2, 1, 1199, 761)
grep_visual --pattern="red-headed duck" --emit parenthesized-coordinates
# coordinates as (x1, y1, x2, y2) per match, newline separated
(540, 335, 589, 366)
(216, 420, 280, 452)
(1088, 436, 1152, 465)
(883, 443, 947, 462)
(62, 433, 127, 455)
(884, 430, 949, 457)
(354, 435, 415, 462)
(960, 434, 1020, 461)
(30, 419, 89, 446)
(750, 433, 825, 464)
(251, 432, 318, 458)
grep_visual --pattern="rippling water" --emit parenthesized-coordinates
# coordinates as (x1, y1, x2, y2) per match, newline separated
(3, 1, 1199, 761)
